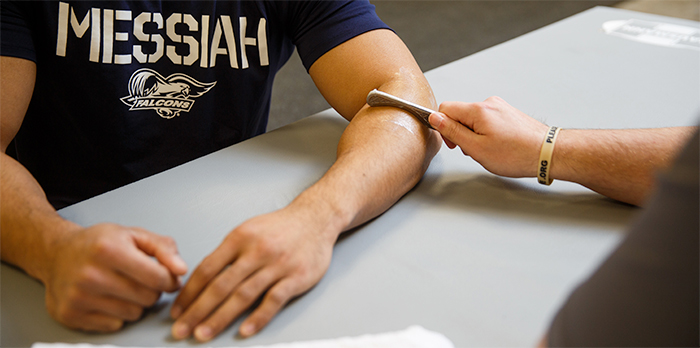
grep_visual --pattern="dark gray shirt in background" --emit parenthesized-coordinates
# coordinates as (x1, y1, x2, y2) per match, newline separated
(548, 130, 699, 347)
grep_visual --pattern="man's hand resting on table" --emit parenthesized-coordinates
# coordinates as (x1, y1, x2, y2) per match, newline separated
(41, 223, 187, 332)
(170, 203, 336, 341)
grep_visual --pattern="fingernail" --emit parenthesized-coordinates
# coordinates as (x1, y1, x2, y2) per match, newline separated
(240, 323, 256, 337)
(195, 326, 212, 341)
(174, 276, 183, 288)
(429, 113, 444, 128)
(172, 322, 189, 339)
(170, 305, 182, 319)
(174, 256, 188, 273)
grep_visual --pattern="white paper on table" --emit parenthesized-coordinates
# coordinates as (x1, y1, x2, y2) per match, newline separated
(32, 325, 454, 348)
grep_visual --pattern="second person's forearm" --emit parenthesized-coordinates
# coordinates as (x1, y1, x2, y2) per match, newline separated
(550, 127, 697, 205)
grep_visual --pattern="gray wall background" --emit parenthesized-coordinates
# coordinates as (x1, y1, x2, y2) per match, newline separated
(266, 0, 619, 131)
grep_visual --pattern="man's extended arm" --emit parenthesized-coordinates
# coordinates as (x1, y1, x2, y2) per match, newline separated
(0, 56, 187, 331)
(170, 29, 440, 341)
(429, 97, 697, 206)
(307, 29, 440, 227)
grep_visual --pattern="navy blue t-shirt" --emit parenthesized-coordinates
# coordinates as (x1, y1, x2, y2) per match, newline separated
(0, 1, 390, 209)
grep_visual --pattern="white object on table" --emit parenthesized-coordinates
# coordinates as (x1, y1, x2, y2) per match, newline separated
(31, 326, 453, 348)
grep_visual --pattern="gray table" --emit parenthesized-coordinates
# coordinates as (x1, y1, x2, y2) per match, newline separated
(2, 6, 698, 347)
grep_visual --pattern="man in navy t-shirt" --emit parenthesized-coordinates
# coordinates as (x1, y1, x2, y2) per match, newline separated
(0, 1, 441, 341)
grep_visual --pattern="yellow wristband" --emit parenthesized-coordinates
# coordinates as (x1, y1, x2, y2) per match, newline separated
(537, 126, 561, 185)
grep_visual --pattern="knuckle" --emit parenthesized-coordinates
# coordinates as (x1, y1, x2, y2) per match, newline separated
(196, 261, 219, 281)
(92, 238, 117, 260)
(443, 119, 457, 133)
(64, 286, 85, 307)
(485, 95, 503, 103)
(266, 288, 288, 307)
(300, 266, 321, 283)
(234, 285, 258, 304)
(253, 239, 279, 258)
(139, 289, 161, 307)
(209, 279, 233, 299)
(125, 305, 144, 321)
(473, 102, 489, 113)
(127, 225, 147, 234)
(162, 235, 177, 249)
(232, 224, 256, 240)
(103, 319, 124, 332)
(55, 302, 79, 324)
(75, 266, 101, 288)
(147, 290, 161, 306)
(442, 125, 459, 141)
(153, 274, 171, 291)
(438, 101, 455, 111)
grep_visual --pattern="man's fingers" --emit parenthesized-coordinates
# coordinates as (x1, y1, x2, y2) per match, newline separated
(172, 256, 259, 340)
(84, 267, 161, 307)
(193, 268, 283, 342)
(75, 294, 145, 322)
(239, 278, 300, 338)
(60, 311, 125, 332)
(171, 243, 240, 320)
(130, 228, 188, 276)
(104, 237, 181, 292)
(438, 101, 480, 128)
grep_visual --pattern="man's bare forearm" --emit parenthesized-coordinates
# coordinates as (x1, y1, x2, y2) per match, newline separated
(552, 127, 697, 205)
(287, 87, 440, 240)
(0, 56, 67, 280)
(300, 29, 441, 238)
(1, 153, 80, 281)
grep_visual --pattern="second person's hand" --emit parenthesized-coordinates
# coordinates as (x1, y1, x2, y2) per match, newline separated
(428, 96, 549, 178)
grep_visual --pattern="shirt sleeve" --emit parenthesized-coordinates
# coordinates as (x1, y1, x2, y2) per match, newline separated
(547, 129, 700, 347)
(0, 1, 37, 61)
(282, 0, 392, 71)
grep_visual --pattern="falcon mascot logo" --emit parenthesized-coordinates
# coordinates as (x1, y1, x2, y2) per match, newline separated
(120, 68, 216, 119)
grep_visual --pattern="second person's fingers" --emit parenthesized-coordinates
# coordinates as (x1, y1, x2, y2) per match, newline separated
(430, 112, 478, 151)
